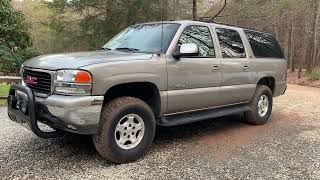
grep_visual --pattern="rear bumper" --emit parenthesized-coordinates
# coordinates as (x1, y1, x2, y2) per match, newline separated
(7, 84, 103, 137)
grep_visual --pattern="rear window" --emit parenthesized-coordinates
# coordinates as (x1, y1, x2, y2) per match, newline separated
(216, 28, 246, 58)
(244, 30, 284, 58)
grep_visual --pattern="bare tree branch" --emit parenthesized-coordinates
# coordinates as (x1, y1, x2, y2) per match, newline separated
(203, 0, 227, 19)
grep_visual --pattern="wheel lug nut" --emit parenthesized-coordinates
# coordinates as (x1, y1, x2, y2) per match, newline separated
(127, 135, 130, 138)
(132, 132, 134, 135)
(129, 124, 132, 127)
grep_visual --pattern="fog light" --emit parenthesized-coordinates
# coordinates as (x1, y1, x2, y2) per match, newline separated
(55, 86, 88, 95)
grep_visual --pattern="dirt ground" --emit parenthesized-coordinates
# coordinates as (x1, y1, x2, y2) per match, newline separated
(287, 70, 320, 88)
(1, 84, 320, 179)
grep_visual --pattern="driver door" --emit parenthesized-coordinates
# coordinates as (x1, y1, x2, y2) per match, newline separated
(166, 25, 222, 114)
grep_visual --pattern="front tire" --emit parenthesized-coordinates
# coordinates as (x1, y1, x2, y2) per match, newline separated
(93, 97, 156, 163)
(243, 85, 273, 125)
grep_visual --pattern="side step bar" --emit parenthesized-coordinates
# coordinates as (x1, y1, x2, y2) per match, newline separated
(157, 104, 251, 126)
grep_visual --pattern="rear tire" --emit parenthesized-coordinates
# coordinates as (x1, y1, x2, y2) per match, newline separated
(243, 85, 273, 125)
(93, 97, 156, 163)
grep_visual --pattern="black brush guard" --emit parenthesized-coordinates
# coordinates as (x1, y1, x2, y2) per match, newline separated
(7, 84, 66, 138)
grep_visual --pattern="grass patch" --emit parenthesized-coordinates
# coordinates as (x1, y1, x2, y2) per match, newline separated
(0, 99, 6, 105)
(0, 83, 10, 105)
(307, 71, 320, 81)
(0, 83, 10, 96)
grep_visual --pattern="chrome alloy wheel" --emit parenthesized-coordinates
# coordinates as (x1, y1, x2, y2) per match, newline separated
(114, 114, 145, 150)
(258, 95, 269, 117)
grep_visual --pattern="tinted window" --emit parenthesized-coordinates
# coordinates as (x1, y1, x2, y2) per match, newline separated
(244, 30, 284, 58)
(216, 28, 246, 58)
(178, 26, 215, 57)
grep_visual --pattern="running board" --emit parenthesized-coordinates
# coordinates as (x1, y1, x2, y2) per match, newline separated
(157, 104, 251, 126)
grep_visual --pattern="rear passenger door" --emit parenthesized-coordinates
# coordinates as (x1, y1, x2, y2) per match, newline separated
(215, 28, 255, 105)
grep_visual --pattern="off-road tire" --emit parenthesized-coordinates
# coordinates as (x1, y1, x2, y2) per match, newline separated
(243, 85, 273, 125)
(92, 97, 156, 163)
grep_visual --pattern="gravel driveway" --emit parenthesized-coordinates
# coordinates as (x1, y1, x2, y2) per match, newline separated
(1, 84, 320, 180)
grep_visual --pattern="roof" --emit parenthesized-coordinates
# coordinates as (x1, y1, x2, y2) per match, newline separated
(136, 20, 273, 36)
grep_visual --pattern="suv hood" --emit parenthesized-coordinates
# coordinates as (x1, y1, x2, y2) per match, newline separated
(23, 50, 153, 70)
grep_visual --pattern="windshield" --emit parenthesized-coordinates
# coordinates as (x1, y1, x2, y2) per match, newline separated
(103, 23, 181, 54)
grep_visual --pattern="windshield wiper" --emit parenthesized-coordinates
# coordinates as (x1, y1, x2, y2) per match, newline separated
(98, 47, 111, 51)
(115, 47, 140, 52)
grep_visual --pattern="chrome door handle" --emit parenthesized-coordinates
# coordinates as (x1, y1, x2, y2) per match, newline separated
(242, 65, 249, 72)
(211, 65, 220, 72)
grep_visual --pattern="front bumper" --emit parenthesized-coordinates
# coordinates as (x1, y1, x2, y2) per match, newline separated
(7, 84, 103, 138)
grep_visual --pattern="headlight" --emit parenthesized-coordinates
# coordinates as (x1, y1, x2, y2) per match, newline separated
(54, 70, 92, 95)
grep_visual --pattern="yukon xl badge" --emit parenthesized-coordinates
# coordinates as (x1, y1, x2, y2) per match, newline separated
(170, 84, 187, 89)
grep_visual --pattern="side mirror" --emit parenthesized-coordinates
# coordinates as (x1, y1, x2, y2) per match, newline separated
(173, 43, 199, 59)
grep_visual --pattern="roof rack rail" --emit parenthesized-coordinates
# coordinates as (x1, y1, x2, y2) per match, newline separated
(197, 17, 273, 36)
(198, 17, 252, 29)
(198, 17, 216, 23)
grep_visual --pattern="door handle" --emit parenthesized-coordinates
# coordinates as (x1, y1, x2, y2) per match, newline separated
(211, 65, 221, 72)
(242, 65, 249, 72)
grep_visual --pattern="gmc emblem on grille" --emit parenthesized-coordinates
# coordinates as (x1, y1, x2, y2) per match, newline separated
(25, 76, 38, 85)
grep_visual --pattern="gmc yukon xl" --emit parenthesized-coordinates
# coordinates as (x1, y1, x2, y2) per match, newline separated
(7, 20, 287, 163)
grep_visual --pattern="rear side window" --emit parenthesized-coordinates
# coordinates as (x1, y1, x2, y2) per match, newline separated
(216, 28, 246, 58)
(244, 30, 284, 58)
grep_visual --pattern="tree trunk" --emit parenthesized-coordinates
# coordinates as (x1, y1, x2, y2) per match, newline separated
(317, 45, 320, 67)
(287, 24, 292, 70)
(193, 0, 197, 20)
(289, 22, 295, 72)
(299, 46, 305, 78)
(174, 0, 179, 20)
(310, 0, 320, 72)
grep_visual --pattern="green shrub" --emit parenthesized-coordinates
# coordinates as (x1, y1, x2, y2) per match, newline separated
(0, 83, 10, 105)
(0, 0, 39, 75)
(0, 41, 40, 75)
(0, 99, 6, 105)
(307, 71, 320, 81)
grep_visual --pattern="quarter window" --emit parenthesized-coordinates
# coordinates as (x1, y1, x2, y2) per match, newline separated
(177, 26, 215, 57)
(216, 28, 246, 58)
(244, 30, 284, 58)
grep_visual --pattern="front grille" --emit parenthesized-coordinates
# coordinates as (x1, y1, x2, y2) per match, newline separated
(23, 69, 52, 95)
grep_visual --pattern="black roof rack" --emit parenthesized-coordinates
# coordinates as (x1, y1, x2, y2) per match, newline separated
(198, 17, 216, 23)
(198, 17, 273, 36)
(198, 17, 246, 29)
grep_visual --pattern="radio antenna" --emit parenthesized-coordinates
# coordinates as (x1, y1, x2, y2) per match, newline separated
(160, 0, 164, 55)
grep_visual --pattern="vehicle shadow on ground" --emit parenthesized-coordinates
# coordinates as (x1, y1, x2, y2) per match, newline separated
(154, 114, 244, 142)
(57, 113, 246, 152)
(49, 112, 284, 165)
(3, 113, 265, 170)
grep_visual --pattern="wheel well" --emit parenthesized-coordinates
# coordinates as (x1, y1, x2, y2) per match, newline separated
(103, 82, 161, 118)
(257, 77, 275, 94)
